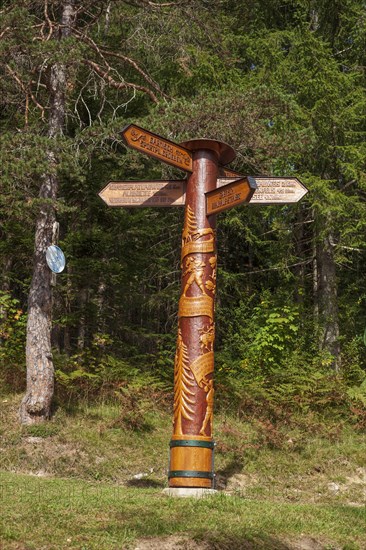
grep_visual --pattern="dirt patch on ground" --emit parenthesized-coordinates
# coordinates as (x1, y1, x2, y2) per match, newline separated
(223, 472, 258, 493)
(132, 536, 209, 550)
(131, 535, 338, 550)
(285, 536, 338, 550)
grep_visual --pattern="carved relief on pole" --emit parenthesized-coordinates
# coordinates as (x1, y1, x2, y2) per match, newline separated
(181, 205, 215, 259)
(173, 199, 216, 439)
(199, 322, 215, 352)
(199, 379, 214, 436)
(178, 206, 215, 324)
(169, 190, 217, 487)
(205, 256, 217, 294)
(173, 329, 195, 436)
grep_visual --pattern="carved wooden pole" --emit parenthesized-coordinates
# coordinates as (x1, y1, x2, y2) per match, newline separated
(169, 140, 235, 489)
(102, 124, 308, 493)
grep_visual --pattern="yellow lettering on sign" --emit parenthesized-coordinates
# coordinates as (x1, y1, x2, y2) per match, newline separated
(122, 124, 193, 171)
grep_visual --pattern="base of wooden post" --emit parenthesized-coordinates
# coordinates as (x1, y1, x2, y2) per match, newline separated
(162, 487, 218, 498)
(168, 437, 215, 488)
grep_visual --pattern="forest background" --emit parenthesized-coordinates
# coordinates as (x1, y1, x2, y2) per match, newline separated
(1, 0, 366, 430)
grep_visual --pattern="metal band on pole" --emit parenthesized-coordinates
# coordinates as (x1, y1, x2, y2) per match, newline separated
(169, 439, 215, 449)
(168, 470, 215, 480)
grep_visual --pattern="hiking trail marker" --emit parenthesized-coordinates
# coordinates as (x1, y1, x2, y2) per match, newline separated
(99, 123, 308, 494)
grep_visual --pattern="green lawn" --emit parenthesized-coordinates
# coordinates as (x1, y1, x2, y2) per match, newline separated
(0, 471, 365, 549)
(0, 394, 365, 549)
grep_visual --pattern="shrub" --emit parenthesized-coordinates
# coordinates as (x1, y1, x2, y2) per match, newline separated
(0, 291, 27, 392)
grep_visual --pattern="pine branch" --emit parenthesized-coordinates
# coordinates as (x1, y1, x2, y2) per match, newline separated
(5, 64, 46, 121)
(73, 29, 169, 99)
(84, 59, 159, 103)
(0, 26, 10, 39)
(145, 0, 184, 7)
(97, 48, 170, 99)
(40, 0, 54, 41)
(244, 259, 313, 275)
(123, 0, 185, 8)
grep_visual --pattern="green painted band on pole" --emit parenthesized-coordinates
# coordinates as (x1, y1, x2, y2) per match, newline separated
(169, 439, 215, 449)
(168, 470, 214, 479)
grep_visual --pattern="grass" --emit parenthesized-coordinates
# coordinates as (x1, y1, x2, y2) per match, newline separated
(0, 471, 365, 549)
(0, 393, 365, 549)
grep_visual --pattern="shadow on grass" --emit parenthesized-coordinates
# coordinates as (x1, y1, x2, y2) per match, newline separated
(215, 457, 244, 489)
(126, 477, 166, 488)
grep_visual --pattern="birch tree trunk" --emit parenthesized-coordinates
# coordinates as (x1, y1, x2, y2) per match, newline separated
(19, 1, 74, 424)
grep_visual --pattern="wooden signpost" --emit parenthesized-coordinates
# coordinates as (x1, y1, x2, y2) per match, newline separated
(99, 177, 307, 209)
(121, 124, 193, 172)
(217, 176, 308, 204)
(206, 177, 256, 215)
(99, 124, 308, 494)
(99, 180, 186, 207)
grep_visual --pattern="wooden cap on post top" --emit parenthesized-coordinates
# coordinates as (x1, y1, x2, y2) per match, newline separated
(180, 139, 236, 166)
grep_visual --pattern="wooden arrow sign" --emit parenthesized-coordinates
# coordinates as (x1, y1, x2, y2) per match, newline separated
(99, 177, 307, 209)
(99, 180, 186, 207)
(218, 166, 242, 178)
(217, 176, 308, 204)
(121, 124, 193, 172)
(206, 177, 257, 215)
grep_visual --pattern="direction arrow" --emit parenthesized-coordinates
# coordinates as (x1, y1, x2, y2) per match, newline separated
(99, 180, 186, 207)
(206, 177, 257, 215)
(121, 124, 193, 172)
(217, 176, 308, 204)
(218, 166, 242, 178)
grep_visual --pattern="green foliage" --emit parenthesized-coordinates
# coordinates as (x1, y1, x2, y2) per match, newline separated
(0, 292, 27, 392)
(248, 301, 300, 373)
(112, 374, 168, 432)
(215, 290, 366, 425)
(347, 378, 366, 408)
(217, 293, 301, 372)
(55, 345, 128, 397)
(54, 341, 171, 431)
(54, 335, 171, 399)
(1, 0, 366, 429)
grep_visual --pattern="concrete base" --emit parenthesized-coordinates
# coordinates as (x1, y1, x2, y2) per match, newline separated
(162, 487, 218, 498)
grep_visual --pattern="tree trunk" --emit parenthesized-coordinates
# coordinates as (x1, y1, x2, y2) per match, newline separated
(77, 288, 88, 351)
(317, 226, 341, 371)
(19, 2, 74, 424)
(312, 210, 319, 337)
(63, 267, 73, 355)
